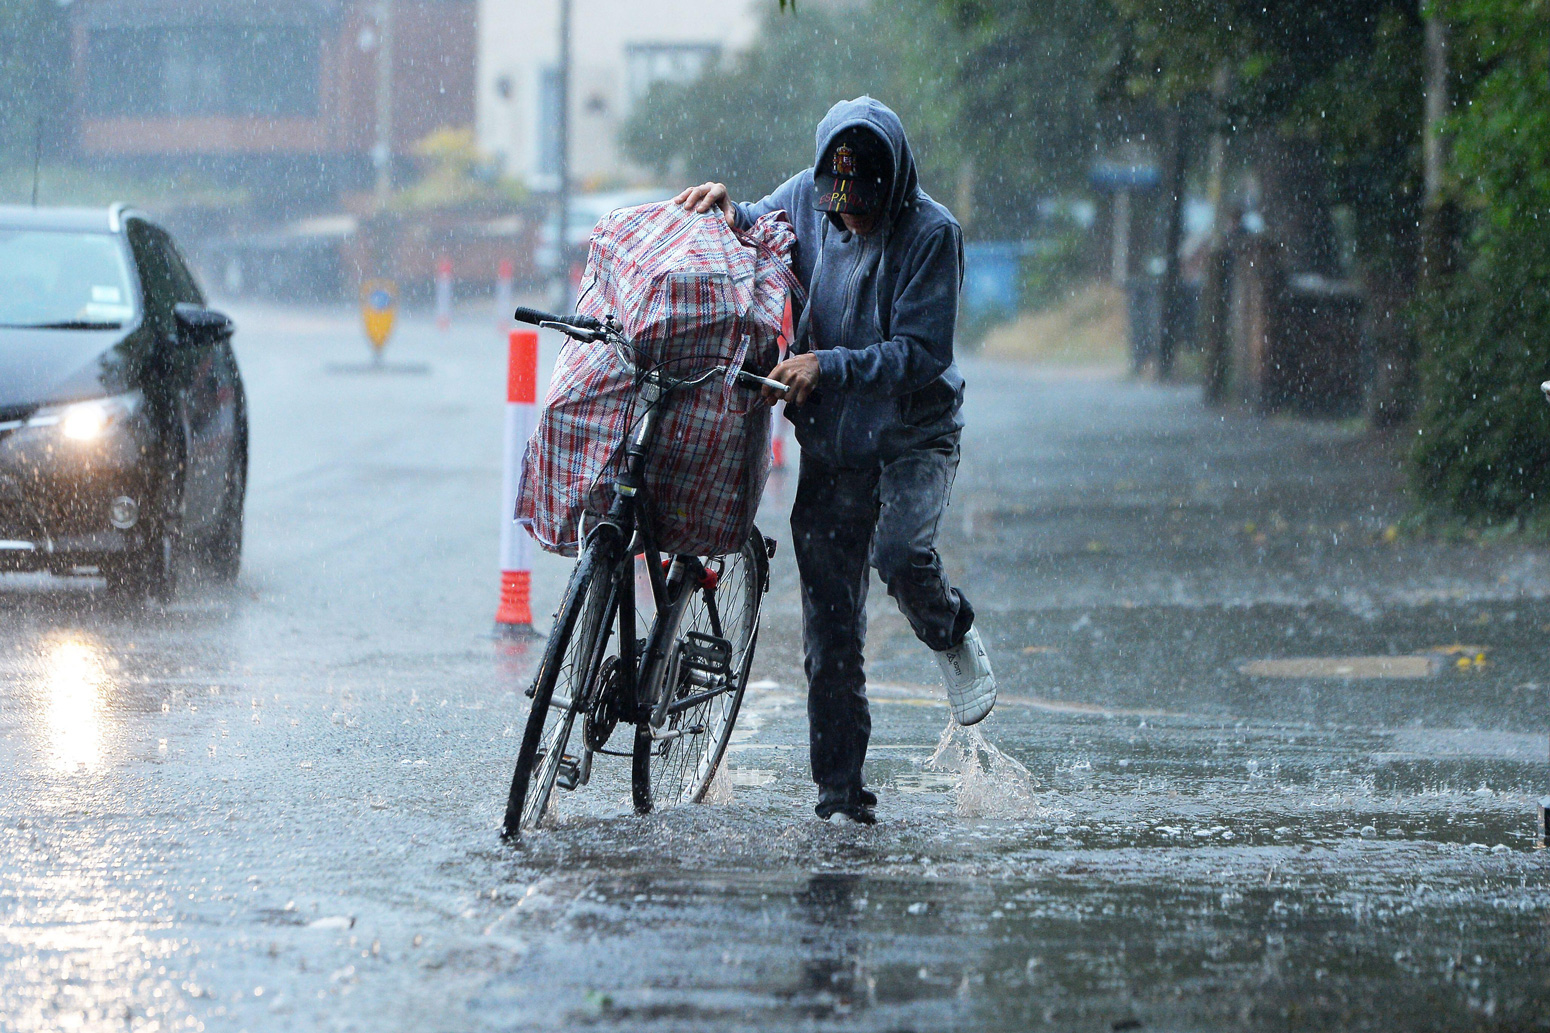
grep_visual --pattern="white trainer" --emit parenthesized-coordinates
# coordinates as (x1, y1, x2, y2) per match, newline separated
(934, 626, 996, 725)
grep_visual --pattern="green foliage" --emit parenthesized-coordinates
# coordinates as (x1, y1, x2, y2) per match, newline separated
(1413, 246, 1550, 517)
(933, 1, 1115, 202)
(1112, 1, 1427, 269)
(620, 0, 1111, 238)
(621, 3, 949, 204)
(1286, 8, 1425, 267)
(1110, 0, 1422, 118)
(1020, 232, 1088, 311)
(1412, 0, 1550, 518)
(1106, 0, 1550, 517)
(390, 128, 526, 214)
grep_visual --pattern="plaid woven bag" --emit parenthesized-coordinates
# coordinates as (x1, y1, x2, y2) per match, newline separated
(515, 202, 799, 557)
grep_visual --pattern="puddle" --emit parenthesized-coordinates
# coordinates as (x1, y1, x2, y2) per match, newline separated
(890, 770, 961, 794)
(729, 767, 778, 787)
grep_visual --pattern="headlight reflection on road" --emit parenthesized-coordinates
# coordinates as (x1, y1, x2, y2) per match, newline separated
(38, 633, 113, 772)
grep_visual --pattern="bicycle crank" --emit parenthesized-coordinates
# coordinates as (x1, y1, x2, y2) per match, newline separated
(584, 656, 625, 751)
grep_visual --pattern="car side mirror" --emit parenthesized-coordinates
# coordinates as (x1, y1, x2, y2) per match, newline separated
(173, 303, 234, 347)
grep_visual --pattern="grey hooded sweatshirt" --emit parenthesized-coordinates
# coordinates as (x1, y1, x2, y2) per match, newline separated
(735, 96, 965, 469)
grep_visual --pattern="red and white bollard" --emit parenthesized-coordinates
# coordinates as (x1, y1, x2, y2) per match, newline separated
(496, 328, 540, 636)
(495, 258, 514, 330)
(771, 403, 788, 470)
(771, 295, 795, 470)
(435, 256, 453, 332)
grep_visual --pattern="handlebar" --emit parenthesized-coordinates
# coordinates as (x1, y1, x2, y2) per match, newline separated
(515, 304, 791, 397)
(513, 306, 602, 333)
(735, 370, 788, 395)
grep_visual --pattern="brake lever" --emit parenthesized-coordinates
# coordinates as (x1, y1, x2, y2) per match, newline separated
(735, 370, 789, 395)
(539, 320, 603, 342)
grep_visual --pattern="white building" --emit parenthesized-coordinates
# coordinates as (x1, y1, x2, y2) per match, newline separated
(479, 0, 764, 190)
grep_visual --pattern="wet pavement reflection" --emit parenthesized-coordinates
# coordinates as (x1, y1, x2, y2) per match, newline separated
(1, 306, 1547, 1031)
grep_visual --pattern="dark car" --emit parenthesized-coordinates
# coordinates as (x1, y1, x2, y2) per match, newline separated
(0, 204, 247, 602)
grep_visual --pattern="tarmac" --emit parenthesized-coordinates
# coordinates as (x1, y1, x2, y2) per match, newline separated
(1, 303, 1546, 1031)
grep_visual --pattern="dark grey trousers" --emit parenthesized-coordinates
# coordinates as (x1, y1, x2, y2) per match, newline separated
(791, 432, 975, 794)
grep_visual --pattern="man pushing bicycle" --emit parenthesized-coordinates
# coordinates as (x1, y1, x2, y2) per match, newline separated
(675, 95, 996, 825)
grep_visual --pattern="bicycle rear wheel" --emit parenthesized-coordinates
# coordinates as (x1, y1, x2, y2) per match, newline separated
(502, 541, 618, 836)
(632, 529, 767, 812)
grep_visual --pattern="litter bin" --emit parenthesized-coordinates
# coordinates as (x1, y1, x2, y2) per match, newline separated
(962, 242, 1026, 325)
(1126, 274, 1161, 373)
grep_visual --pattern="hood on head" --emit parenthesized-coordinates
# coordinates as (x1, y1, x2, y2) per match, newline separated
(812, 96, 919, 229)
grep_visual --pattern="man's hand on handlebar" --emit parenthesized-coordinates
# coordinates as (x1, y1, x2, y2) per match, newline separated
(673, 182, 736, 228)
(764, 353, 820, 406)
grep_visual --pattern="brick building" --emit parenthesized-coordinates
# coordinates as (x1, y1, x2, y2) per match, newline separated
(69, 0, 477, 212)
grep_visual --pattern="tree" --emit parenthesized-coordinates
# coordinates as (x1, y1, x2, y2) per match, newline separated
(927, 1, 1114, 223)
(1411, 0, 1550, 518)
(621, 3, 951, 206)
(1110, 0, 1428, 261)
(620, 0, 1112, 239)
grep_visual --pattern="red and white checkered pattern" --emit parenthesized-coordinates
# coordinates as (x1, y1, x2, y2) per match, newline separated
(516, 202, 799, 557)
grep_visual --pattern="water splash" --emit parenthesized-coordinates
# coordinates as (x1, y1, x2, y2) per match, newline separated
(702, 759, 734, 805)
(927, 720, 1068, 821)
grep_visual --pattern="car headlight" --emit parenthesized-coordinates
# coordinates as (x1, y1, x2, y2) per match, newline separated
(26, 392, 142, 442)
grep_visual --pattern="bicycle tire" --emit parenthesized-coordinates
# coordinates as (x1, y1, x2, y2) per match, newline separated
(632, 528, 767, 812)
(502, 540, 617, 836)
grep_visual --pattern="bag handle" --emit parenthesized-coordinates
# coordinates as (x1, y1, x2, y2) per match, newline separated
(733, 220, 807, 307)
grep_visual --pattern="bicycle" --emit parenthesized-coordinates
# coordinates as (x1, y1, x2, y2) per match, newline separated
(501, 305, 788, 838)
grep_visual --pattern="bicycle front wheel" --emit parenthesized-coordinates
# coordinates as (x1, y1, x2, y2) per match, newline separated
(502, 540, 618, 836)
(632, 529, 767, 812)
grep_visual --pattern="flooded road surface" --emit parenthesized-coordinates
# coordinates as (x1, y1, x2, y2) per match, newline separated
(2, 306, 1547, 1031)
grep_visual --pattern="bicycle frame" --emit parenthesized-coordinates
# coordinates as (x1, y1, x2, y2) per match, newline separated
(504, 306, 771, 826)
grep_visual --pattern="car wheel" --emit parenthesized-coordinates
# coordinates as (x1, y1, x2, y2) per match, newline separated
(104, 468, 183, 604)
(202, 439, 245, 583)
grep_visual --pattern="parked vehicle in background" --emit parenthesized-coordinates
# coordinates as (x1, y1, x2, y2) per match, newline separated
(0, 205, 248, 603)
(534, 189, 668, 280)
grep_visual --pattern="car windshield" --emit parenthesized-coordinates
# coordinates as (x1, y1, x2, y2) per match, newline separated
(0, 229, 137, 329)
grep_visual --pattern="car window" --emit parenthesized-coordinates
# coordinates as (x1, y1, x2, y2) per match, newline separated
(127, 220, 176, 332)
(0, 229, 137, 328)
(154, 229, 204, 306)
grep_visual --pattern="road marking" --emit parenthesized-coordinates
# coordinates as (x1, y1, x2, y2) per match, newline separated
(1239, 656, 1439, 679)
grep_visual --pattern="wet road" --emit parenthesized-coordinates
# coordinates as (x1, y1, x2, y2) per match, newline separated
(2, 305, 1548, 1031)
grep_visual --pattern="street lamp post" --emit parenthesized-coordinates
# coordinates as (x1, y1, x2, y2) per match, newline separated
(554, 0, 572, 312)
(374, 0, 395, 207)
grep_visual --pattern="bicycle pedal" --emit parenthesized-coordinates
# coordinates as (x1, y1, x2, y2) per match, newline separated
(679, 632, 733, 686)
(555, 754, 582, 792)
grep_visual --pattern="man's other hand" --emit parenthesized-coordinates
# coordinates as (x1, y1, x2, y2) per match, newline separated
(673, 182, 735, 227)
(765, 353, 821, 406)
